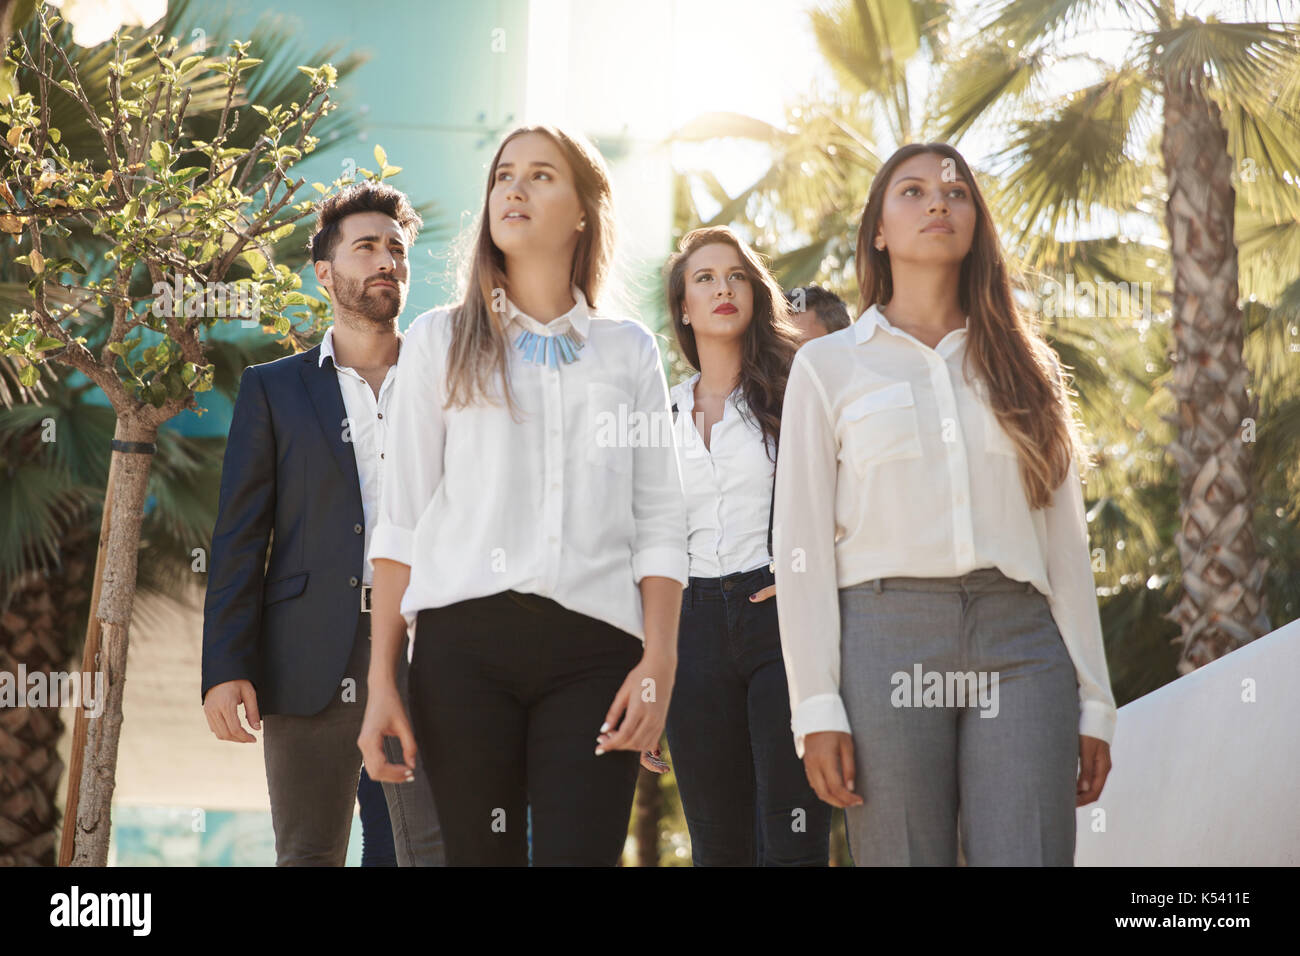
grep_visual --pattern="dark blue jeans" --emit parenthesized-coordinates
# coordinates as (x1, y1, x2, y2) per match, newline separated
(357, 765, 397, 867)
(666, 565, 831, 866)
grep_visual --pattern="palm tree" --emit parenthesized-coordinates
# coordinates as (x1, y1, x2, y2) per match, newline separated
(0, 333, 292, 865)
(933, 0, 1300, 670)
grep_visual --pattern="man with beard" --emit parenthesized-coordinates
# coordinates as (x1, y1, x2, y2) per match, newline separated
(202, 181, 443, 866)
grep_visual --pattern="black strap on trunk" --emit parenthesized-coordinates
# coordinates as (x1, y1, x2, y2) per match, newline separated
(110, 439, 157, 455)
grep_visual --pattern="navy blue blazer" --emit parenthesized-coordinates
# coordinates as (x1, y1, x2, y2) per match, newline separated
(201, 344, 369, 716)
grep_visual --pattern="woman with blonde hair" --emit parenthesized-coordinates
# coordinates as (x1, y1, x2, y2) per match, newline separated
(358, 126, 687, 866)
(775, 143, 1116, 865)
(663, 226, 830, 865)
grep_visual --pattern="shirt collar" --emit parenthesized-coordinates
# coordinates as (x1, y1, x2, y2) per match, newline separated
(670, 371, 746, 413)
(318, 325, 405, 369)
(503, 285, 592, 340)
(853, 303, 969, 355)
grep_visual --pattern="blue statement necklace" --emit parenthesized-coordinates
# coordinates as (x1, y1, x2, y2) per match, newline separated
(513, 327, 586, 368)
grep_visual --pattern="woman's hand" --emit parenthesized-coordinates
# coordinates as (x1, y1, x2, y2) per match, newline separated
(802, 731, 863, 808)
(748, 584, 776, 602)
(639, 749, 670, 774)
(357, 682, 417, 785)
(1075, 735, 1112, 806)
(596, 649, 676, 756)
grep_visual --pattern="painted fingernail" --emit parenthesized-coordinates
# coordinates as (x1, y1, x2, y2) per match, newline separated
(600, 722, 611, 733)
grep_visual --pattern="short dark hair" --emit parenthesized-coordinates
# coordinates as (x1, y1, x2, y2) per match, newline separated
(309, 181, 422, 263)
(786, 285, 850, 333)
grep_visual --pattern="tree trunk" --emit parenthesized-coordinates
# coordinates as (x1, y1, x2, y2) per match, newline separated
(633, 767, 662, 866)
(0, 539, 91, 865)
(1160, 68, 1270, 672)
(66, 413, 158, 866)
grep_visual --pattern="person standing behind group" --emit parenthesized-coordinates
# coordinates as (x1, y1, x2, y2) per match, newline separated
(663, 226, 831, 866)
(786, 285, 850, 344)
(201, 181, 443, 867)
(775, 143, 1116, 866)
(357, 126, 687, 866)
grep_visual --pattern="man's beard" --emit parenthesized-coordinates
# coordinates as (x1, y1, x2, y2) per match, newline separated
(333, 272, 405, 324)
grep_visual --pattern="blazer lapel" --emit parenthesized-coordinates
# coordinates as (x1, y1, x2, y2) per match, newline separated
(300, 346, 363, 496)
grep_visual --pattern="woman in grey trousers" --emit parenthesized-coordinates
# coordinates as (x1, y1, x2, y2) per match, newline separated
(773, 143, 1117, 866)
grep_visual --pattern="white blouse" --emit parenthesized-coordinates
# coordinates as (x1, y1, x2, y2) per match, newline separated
(774, 304, 1118, 758)
(669, 373, 775, 579)
(367, 288, 689, 642)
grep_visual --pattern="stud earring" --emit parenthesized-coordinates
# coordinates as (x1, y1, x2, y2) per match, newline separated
(577, 218, 586, 231)
(683, 314, 690, 325)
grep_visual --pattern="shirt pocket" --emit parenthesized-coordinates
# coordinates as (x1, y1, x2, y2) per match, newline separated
(585, 381, 635, 475)
(839, 381, 923, 474)
(975, 386, 1018, 458)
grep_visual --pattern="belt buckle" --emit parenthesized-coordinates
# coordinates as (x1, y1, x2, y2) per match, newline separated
(360, 584, 373, 613)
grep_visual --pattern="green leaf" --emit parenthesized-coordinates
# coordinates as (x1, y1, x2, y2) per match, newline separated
(172, 166, 206, 183)
(17, 363, 38, 387)
(239, 249, 268, 273)
(381, 164, 402, 179)
(373, 144, 388, 168)
(32, 336, 64, 352)
(149, 140, 169, 165)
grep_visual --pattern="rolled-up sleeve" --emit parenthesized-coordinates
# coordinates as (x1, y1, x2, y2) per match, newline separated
(1043, 456, 1118, 744)
(367, 310, 445, 572)
(775, 351, 851, 758)
(629, 332, 688, 586)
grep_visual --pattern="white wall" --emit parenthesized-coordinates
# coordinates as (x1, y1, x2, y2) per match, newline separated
(1075, 617, 1300, 865)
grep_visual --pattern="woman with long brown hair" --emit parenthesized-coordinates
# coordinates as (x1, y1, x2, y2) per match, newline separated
(662, 226, 830, 865)
(356, 126, 687, 865)
(774, 143, 1116, 865)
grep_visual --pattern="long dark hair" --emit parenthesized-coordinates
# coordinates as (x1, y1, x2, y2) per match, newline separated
(856, 143, 1084, 507)
(665, 226, 799, 459)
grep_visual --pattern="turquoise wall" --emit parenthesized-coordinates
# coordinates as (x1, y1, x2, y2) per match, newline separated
(172, 0, 532, 435)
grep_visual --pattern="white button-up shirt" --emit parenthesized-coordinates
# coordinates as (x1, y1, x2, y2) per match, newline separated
(320, 325, 400, 587)
(670, 373, 775, 579)
(774, 304, 1117, 757)
(367, 288, 689, 642)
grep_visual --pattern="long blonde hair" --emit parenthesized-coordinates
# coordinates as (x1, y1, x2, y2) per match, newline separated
(856, 143, 1087, 508)
(445, 126, 616, 416)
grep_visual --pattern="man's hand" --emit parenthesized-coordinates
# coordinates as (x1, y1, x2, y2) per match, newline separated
(1076, 735, 1112, 806)
(802, 730, 863, 808)
(357, 683, 417, 785)
(203, 679, 261, 742)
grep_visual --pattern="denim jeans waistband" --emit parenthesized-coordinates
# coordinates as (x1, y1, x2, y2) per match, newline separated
(687, 564, 774, 597)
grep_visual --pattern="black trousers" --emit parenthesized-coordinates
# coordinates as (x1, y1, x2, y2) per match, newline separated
(409, 591, 644, 866)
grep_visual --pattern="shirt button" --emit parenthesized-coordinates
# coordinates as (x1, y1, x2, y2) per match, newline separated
(380, 452, 385, 459)
(349, 576, 359, 587)
(377, 412, 383, 419)
(354, 523, 363, 534)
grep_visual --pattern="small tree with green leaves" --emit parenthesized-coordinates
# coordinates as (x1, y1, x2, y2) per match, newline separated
(0, 4, 400, 865)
